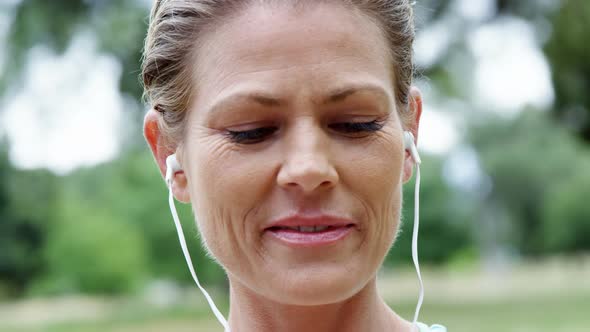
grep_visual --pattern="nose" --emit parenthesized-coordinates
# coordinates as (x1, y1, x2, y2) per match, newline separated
(277, 120, 339, 194)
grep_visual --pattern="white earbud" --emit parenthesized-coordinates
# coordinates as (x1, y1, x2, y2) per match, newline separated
(164, 153, 230, 331)
(165, 154, 181, 186)
(404, 131, 421, 165)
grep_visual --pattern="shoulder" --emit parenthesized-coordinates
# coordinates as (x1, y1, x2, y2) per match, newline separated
(415, 322, 447, 332)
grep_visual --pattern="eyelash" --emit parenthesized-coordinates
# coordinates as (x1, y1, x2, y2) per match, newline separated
(225, 119, 386, 144)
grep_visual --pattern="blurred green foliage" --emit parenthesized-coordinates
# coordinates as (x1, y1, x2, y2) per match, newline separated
(39, 204, 148, 294)
(468, 110, 590, 256)
(2, 0, 148, 104)
(542, 166, 590, 253)
(387, 155, 475, 266)
(0, 142, 55, 296)
(0, 145, 226, 297)
(545, 0, 590, 141)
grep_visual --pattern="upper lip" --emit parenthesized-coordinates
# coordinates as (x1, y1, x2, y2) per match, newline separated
(264, 213, 357, 230)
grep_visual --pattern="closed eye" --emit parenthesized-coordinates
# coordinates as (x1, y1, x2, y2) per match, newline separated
(225, 127, 278, 144)
(224, 119, 385, 144)
(328, 119, 386, 136)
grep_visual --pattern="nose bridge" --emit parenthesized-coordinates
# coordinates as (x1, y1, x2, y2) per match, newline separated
(277, 117, 338, 193)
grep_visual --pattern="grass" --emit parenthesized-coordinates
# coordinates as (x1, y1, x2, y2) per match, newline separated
(3, 292, 588, 332)
(2, 257, 589, 331)
(391, 291, 590, 332)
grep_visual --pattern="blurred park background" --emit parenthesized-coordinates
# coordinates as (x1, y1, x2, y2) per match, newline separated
(0, 0, 589, 331)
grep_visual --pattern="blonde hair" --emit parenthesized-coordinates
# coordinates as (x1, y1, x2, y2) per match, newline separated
(142, 0, 415, 148)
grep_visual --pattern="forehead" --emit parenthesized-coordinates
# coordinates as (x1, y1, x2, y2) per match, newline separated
(192, 2, 393, 111)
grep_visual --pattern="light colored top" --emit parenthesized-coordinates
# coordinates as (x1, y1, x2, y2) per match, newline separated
(223, 322, 447, 332)
(416, 322, 447, 332)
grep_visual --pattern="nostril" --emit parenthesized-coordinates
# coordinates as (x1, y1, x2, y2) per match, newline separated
(319, 180, 333, 187)
(276, 158, 339, 192)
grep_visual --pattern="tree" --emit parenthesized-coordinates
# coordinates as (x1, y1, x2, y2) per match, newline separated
(468, 110, 590, 256)
(542, 164, 590, 253)
(387, 154, 475, 266)
(0, 141, 57, 296)
(545, 0, 590, 141)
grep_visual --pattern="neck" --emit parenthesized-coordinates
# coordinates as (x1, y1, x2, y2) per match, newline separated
(226, 277, 414, 332)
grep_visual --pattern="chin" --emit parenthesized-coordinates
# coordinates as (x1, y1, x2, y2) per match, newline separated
(260, 263, 372, 306)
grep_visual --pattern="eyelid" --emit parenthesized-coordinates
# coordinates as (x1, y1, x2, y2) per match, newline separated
(329, 112, 390, 123)
(336, 116, 379, 123)
(225, 121, 278, 132)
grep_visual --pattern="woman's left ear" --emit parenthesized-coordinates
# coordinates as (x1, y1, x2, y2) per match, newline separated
(143, 109, 191, 203)
(402, 86, 423, 184)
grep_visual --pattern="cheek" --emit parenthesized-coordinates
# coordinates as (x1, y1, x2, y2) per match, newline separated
(198, 148, 278, 213)
(188, 133, 261, 207)
(341, 131, 403, 208)
(336, 131, 404, 248)
(184, 133, 279, 258)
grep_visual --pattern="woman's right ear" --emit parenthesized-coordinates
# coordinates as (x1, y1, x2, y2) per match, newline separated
(143, 109, 191, 203)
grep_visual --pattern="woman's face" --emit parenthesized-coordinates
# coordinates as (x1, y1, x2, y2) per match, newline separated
(178, 3, 416, 305)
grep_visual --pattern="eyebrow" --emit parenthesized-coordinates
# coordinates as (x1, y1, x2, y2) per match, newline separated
(321, 84, 390, 105)
(207, 83, 390, 114)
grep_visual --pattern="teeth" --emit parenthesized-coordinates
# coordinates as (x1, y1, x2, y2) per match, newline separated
(278, 226, 332, 232)
(299, 226, 316, 233)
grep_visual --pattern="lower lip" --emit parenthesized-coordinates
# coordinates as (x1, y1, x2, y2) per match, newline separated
(265, 226, 354, 247)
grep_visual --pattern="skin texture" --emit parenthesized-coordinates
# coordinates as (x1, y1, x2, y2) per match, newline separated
(144, 2, 422, 332)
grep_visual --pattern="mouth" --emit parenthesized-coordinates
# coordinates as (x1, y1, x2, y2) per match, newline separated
(266, 224, 355, 233)
(264, 216, 357, 247)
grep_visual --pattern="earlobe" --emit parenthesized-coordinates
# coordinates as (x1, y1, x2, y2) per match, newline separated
(171, 172, 191, 203)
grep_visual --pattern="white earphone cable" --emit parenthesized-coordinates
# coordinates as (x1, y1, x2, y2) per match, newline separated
(165, 134, 423, 331)
(167, 179, 230, 331)
(411, 163, 424, 325)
